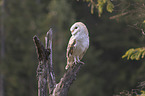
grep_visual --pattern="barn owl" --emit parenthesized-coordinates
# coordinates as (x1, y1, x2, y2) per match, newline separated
(65, 22, 89, 70)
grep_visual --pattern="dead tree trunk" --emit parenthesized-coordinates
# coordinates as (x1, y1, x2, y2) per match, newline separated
(33, 29, 83, 96)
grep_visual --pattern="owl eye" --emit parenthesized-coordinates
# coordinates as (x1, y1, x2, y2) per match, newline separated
(74, 27, 78, 29)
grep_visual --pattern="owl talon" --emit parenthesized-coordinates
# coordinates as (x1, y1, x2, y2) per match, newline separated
(73, 57, 77, 64)
(73, 61, 84, 65)
(76, 56, 84, 64)
(73, 61, 77, 65)
(77, 61, 85, 64)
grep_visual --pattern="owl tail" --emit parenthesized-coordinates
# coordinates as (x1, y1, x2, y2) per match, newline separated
(65, 63, 73, 70)
(65, 65, 69, 70)
(65, 58, 73, 70)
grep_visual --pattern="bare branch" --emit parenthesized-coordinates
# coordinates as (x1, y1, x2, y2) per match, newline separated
(33, 36, 46, 61)
(109, 11, 129, 19)
(33, 35, 49, 96)
(52, 63, 83, 96)
(127, 24, 145, 35)
(45, 29, 56, 94)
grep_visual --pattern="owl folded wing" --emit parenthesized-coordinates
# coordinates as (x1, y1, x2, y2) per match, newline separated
(66, 39, 76, 58)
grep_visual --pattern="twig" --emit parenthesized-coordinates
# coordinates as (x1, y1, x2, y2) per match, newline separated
(45, 29, 56, 94)
(109, 11, 129, 19)
(127, 24, 145, 35)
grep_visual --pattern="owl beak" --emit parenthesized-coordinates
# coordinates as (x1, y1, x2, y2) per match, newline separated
(71, 30, 74, 33)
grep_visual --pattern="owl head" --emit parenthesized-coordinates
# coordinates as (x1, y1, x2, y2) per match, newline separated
(70, 22, 88, 36)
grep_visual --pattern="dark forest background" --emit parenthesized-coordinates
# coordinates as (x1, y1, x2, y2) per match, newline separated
(0, 0, 145, 96)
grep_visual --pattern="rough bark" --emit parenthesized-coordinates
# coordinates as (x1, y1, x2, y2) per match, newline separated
(33, 29, 83, 96)
(51, 64, 82, 96)
(33, 35, 48, 96)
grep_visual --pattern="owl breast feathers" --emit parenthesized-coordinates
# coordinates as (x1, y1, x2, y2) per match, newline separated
(65, 22, 89, 70)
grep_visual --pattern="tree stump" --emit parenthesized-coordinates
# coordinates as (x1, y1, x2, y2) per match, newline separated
(33, 29, 83, 96)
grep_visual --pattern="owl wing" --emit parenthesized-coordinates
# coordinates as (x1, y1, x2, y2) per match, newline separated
(79, 38, 89, 60)
(79, 50, 86, 60)
(65, 38, 76, 70)
(66, 38, 76, 58)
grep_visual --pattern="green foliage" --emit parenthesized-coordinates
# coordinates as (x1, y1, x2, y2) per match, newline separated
(84, 0, 114, 17)
(98, 0, 114, 16)
(140, 90, 145, 96)
(106, 0, 114, 13)
(115, 89, 145, 96)
(97, 0, 104, 17)
(143, 20, 145, 24)
(122, 48, 145, 60)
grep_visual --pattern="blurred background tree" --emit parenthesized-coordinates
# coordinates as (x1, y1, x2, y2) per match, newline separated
(0, 0, 145, 96)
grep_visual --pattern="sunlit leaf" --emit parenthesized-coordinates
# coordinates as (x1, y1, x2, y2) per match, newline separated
(143, 20, 145, 23)
(122, 48, 134, 60)
(140, 90, 145, 96)
(141, 51, 145, 58)
(103, 0, 106, 3)
(98, 5, 103, 17)
(106, 1, 114, 13)
(91, 4, 94, 14)
(97, 0, 104, 17)
(122, 48, 145, 60)
(85, 0, 90, 2)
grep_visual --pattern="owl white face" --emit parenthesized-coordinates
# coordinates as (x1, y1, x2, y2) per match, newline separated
(70, 24, 80, 35)
(70, 22, 88, 36)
